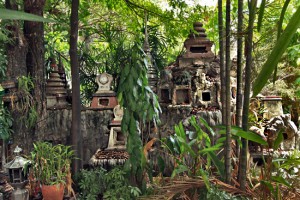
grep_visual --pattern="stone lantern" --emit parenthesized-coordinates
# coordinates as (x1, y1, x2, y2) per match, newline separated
(4, 146, 30, 200)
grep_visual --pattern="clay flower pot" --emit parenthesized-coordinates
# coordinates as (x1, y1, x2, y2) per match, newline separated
(41, 184, 64, 200)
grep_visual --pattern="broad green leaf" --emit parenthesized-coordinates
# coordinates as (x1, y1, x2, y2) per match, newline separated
(200, 143, 222, 153)
(277, 0, 291, 40)
(218, 126, 268, 145)
(272, 176, 291, 187)
(273, 131, 283, 150)
(273, 0, 291, 83)
(252, 6, 300, 96)
(207, 151, 225, 180)
(232, 127, 267, 146)
(199, 117, 215, 136)
(216, 136, 226, 145)
(199, 169, 210, 189)
(0, 8, 55, 22)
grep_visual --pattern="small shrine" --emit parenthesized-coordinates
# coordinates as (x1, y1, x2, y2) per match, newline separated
(46, 58, 69, 108)
(107, 105, 126, 150)
(90, 72, 118, 109)
(158, 22, 220, 108)
(89, 105, 128, 168)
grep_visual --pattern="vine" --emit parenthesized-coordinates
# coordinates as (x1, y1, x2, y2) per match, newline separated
(117, 43, 161, 187)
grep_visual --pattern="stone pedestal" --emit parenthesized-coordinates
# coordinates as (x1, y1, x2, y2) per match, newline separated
(262, 96, 283, 120)
(107, 105, 125, 150)
(90, 92, 118, 109)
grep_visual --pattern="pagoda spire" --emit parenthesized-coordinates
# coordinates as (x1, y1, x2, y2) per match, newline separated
(143, 11, 158, 93)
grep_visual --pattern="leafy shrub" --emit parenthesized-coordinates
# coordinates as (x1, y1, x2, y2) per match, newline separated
(206, 186, 249, 200)
(77, 167, 141, 200)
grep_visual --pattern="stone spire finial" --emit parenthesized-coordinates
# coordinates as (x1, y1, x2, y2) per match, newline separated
(182, 21, 214, 59)
(192, 22, 207, 38)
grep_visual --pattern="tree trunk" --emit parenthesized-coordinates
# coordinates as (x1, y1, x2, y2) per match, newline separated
(225, 0, 232, 184)
(235, 0, 244, 158)
(239, 0, 257, 190)
(218, 0, 226, 125)
(5, 0, 27, 79)
(24, 0, 46, 149)
(4, 0, 28, 164)
(70, 0, 82, 173)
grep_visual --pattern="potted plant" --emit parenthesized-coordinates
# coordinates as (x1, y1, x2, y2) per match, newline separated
(29, 141, 74, 200)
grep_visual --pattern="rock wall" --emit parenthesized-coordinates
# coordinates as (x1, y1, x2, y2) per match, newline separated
(11, 106, 222, 166)
(12, 108, 113, 165)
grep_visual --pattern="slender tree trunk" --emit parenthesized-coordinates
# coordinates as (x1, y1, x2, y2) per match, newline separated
(225, 0, 232, 184)
(235, 0, 244, 158)
(218, 0, 226, 125)
(70, 0, 82, 173)
(24, 0, 46, 149)
(239, 0, 257, 190)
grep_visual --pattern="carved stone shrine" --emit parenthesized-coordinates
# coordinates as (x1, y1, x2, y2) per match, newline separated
(90, 72, 118, 109)
(158, 22, 220, 109)
(46, 58, 69, 108)
(89, 105, 128, 168)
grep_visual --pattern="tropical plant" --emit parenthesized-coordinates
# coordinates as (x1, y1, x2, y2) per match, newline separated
(161, 116, 224, 183)
(29, 141, 75, 186)
(0, 105, 13, 141)
(252, 5, 300, 96)
(206, 185, 249, 200)
(77, 167, 106, 200)
(9, 75, 37, 129)
(241, 128, 300, 199)
(77, 167, 141, 200)
(117, 43, 161, 187)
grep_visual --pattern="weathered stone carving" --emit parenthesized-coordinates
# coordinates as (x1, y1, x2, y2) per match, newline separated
(90, 72, 118, 109)
(158, 22, 221, 108)
(265, 114, 299, 150)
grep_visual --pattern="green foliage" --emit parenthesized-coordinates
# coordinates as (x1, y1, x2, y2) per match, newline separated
(12, 76, 37, 129)
(77, 167, 105, 200)
(217, 125, 268, 146)
(0, 49, 7, 82)
(206, 185, 249, 200)
(0, 8, 55, 22)
(162, 116, 224, 180)
(295, 77, 300, 98)
(117, 43, 160, 186)
(44, 0, 218, 105)
(29, 142, 74, 186)
(255, 133, 300, 199)
(252, 5, 300, 96)
(77, 167, 141, 200)
(0, 83, 12, 141)
(0, 103, 13, 141)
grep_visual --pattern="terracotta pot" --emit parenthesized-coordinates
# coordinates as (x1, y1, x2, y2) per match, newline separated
(41, 184, 64, 200)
